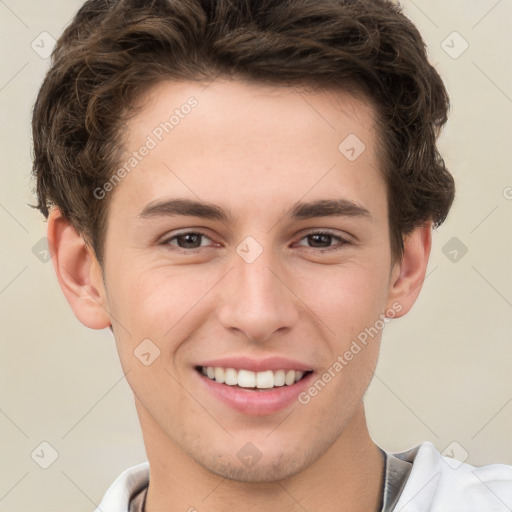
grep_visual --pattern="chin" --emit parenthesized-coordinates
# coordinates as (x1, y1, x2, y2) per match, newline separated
(200, 451, 311, 483)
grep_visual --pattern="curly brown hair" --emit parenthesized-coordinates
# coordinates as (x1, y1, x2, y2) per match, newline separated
(31, 0, 455, 264)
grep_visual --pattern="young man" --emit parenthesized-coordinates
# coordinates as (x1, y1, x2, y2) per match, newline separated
(31, 0, 511, 511)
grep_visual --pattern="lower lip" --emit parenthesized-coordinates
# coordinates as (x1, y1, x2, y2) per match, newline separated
(196, 369, 315, 416)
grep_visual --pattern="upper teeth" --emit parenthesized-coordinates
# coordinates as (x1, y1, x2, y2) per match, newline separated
(201, 367, 306, 388)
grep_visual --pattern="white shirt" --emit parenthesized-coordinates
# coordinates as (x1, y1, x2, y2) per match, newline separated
(93, 441, 512, 511)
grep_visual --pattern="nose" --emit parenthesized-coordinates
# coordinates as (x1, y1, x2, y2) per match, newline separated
(216, 246, 299, 343)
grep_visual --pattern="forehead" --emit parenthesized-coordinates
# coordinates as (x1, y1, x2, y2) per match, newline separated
(110, 78, 385, 222)
(129, 78, 378, 145)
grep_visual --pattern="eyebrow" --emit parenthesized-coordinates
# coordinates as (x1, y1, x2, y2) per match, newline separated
(138, 197, 372, 223)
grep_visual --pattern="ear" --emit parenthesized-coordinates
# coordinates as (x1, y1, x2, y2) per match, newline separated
(385, 223, 432, 318)
(47, 208, 111, 329)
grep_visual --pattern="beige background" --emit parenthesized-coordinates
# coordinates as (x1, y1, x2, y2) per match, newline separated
(0, 1, 511, 510)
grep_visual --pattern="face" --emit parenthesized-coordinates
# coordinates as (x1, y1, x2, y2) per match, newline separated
(96, 79, 401, 481)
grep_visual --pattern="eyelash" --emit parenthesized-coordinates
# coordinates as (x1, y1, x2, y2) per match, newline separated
(161, 230, 350, 253)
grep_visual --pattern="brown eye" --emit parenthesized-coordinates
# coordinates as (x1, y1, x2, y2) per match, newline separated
(296, 231, 349, 251)
(307, 233, 334, 248)
(163, 232, 213, 250)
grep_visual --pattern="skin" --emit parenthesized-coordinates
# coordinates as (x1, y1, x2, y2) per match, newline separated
(48, 79, 431, 511)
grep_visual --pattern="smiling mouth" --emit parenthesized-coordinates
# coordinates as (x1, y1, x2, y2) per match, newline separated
(195, 365, 313, 390)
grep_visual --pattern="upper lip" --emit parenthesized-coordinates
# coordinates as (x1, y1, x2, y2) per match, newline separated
(195, 356, 314, 373)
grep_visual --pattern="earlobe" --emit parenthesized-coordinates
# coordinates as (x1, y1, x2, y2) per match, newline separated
(47, 208, 111, 330)
(386, 223, 432, 318)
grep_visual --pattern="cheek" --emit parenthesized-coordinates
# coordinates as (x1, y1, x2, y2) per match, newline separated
(106, 263, 219, 355)
(291, 259, 391, 339)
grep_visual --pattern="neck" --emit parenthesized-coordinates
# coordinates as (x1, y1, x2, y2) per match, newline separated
(140, 402, 385, 512)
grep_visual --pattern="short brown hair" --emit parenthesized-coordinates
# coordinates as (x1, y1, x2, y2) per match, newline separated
(32, 0, 455, 263)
